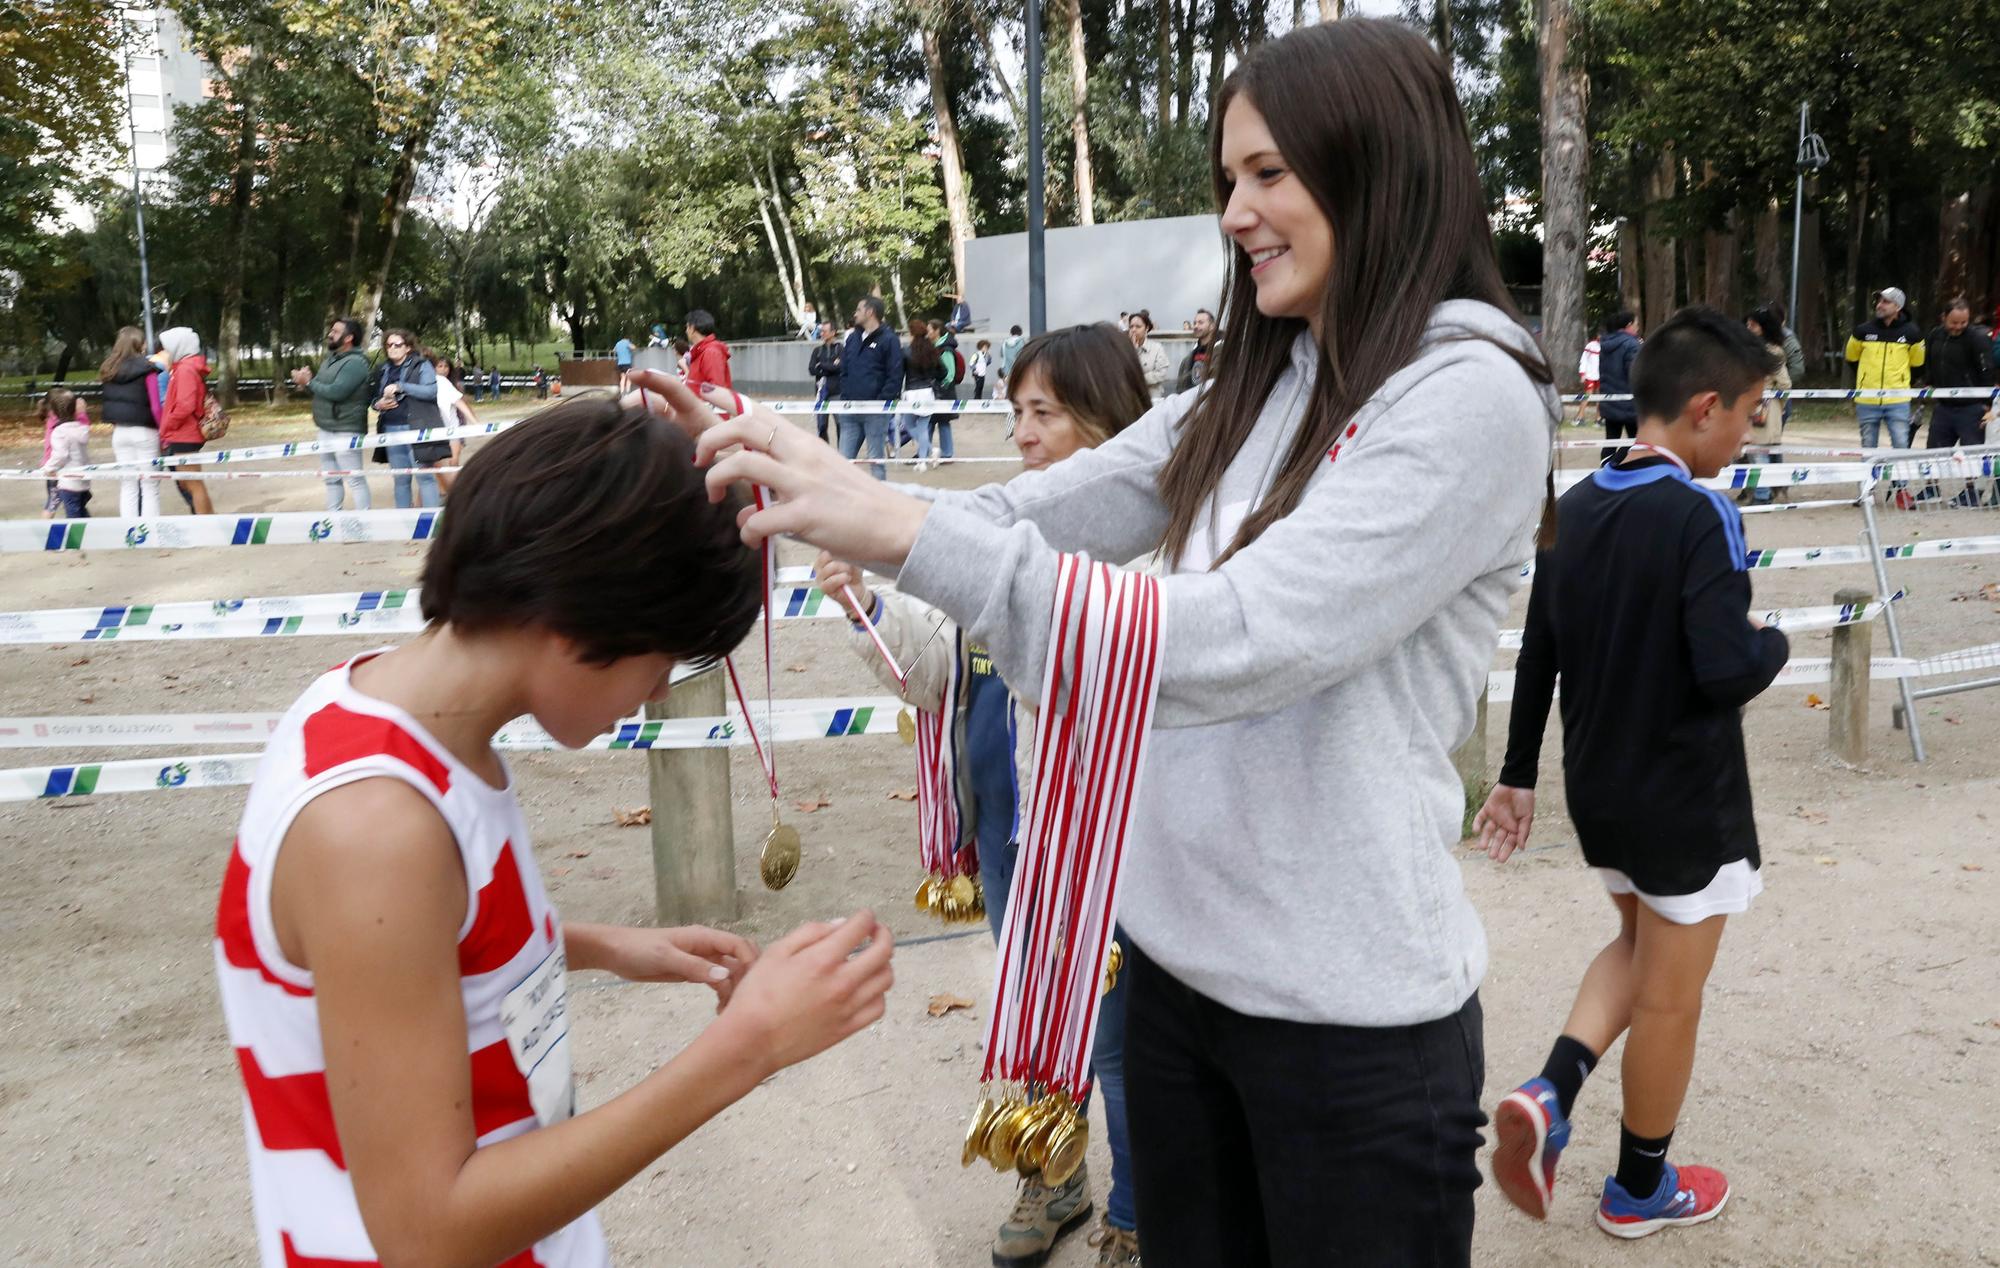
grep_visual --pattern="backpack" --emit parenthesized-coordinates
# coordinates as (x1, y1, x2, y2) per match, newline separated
(939, 343, 967, 388)
(200, 394, 231, 442)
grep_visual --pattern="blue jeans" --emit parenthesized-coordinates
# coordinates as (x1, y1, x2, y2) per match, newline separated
(980, 831, 1137, 1230)
(898, 415, 957, 462)
(1856, 402, 1912, 450)
(837, 412, 890, 480)
(386, 443, 442, 508)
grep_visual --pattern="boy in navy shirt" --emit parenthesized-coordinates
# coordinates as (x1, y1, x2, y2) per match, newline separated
(1477, 307, 1787, 1240)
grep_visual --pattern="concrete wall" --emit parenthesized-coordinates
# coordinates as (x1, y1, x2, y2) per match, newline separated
(963, 214, 1231, 337)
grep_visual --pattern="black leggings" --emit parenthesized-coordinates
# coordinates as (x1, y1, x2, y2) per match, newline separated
(1602, 415, 1638, 465)
(1125, 942, 1487, 1267)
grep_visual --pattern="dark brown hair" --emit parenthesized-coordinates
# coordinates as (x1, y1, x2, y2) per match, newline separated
(1158, 18, 1551, 565)
(1006, 323, 1151, 447)
(41, 387, 82, 422)
(906, 319, 941, 380)
(98, 325, 148, 380)
(420, 397, 761, 666)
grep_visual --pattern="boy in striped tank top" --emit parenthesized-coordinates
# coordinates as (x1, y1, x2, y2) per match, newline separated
(215, 393, 895, 1267)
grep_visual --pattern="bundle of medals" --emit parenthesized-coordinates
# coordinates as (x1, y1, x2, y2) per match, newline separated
(911, 648, 985, 925)
(965, 555, 1163, 1184)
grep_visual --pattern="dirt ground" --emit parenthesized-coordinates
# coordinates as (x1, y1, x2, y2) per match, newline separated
(1, 402, 1997, 1267)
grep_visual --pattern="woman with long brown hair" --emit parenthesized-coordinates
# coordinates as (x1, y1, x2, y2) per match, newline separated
(98, 325, 166, 517)
(659, 19, 1557, 1263)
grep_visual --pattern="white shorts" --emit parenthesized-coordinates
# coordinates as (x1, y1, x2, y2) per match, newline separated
(1598, 859, 1762, 924)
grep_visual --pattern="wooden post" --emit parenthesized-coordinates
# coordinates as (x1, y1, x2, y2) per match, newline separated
(646, 667, 737, 925)
(1451, 691, 1490, 838)
(1828, 587, 1873, 766)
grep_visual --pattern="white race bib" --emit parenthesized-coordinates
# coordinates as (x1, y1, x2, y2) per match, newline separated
(499, 941, 575, 1126)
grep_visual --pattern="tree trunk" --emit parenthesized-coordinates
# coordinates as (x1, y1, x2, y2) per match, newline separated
(271, 233, 289, 403)
(329, 153, 364, 319)
(1175, 0, 1195, 121)
(215, 77, 258, 409)
(1537, 0, 1589, 391)
(1617, 216, 1643, 315)
(922, 25, 978, 289)
(1208, 0, 1232, 115)
(1641, 145, 1677, 334)
(1434, 0, 1453, 69)
(1243, 0, 1268, 47)
(1752, 198, 1783, 305)
(970, 5, 1023, 127)
(1681, 234, 1704, 313)
(891, 262, 907, 328)
(1703, 213, 1737, 314)
(1317, 0, 1341, 18)
(1937, 188, 1973, 303)
(1844, 158, 1872, 325)
(1292, 0, 1302, 29)
(768, 149, 813, 327)
(1968, 181, 1996, 317)
(354, 109, 439, 344)
(1157, 0, 1174, 128)
(1064, 0, 1095, 226)
(747, 159, 805, 321)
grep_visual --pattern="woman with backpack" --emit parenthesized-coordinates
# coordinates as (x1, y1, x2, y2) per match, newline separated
(157, 326, 216, 515)
(677, 19, 1556, 1263)
(897, 318, 944, 472)
(97, 325, 166, 517)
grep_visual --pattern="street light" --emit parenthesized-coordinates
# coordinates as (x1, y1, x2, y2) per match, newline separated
(1787, 101, 1828, 332)
(117, 4, 158, 349)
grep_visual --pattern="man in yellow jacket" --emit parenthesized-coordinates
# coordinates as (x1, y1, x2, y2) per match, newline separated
(1846, 286, 1925, 449)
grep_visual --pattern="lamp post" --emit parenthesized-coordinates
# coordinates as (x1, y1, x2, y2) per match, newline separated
(1025, 0, 1047, 334)
(1787, 101, 1828, 328)
(118, 5, 158, 349)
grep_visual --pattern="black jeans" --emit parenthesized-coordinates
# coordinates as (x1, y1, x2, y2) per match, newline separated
(1125, 941, 1487, 1267)
(1601, 414, 1638, 465)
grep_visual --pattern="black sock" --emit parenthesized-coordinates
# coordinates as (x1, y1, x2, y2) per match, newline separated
(1615, 1122, 1674, 1198)
(1537, 1034, 1599, 1119)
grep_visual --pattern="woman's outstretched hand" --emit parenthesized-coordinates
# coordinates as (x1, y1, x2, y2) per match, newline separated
(692, 402, 932, 566)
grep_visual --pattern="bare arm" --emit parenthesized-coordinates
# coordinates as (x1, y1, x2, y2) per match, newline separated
(274, 780, 893, 1268)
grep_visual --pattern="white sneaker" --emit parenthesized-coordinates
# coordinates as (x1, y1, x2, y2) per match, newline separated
(914, 460, 930, 473)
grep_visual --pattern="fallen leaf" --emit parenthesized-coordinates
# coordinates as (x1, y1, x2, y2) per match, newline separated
(1944, 716, 1962, 725)
(1804, 693, 1828, 711)
(1964, 864, 1985, 872)
(794, 797, 832, 813)
(589, 867, 616, 880)
(1794, 808, 1829, 825)
(786, 663, 809, 674)
(68, 656, 90, 668)
(567, 849, 591, 859)
(1814, 856, 1837, 866)
(888, 789, 918, 802)
(549, 866, 572, 878)
(76, 694, 94, 704)
(611, 806, 652, 827)
(927, 993, 975, 1017)
(1983, 582, 2000, 601)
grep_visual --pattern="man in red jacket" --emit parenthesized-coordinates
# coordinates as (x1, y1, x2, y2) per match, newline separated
(683, 310, 732, 393)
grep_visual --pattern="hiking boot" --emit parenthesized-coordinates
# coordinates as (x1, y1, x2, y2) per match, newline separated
(992, 1165, 1093, 1268)
(1087, 1217, 1141, 1266)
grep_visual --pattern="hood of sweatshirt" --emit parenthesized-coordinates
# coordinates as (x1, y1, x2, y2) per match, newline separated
(160, 327, 201, 364)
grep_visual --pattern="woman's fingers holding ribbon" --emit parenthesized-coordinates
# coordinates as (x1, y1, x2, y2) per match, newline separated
(700, 413, 930, 565)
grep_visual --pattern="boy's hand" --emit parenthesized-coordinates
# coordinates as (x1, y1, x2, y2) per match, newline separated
(718, 911, 893, 1077)
(1473, 785, 1536, 863)
(815, 552, 871, 618)
(582, 925, 757, 1010)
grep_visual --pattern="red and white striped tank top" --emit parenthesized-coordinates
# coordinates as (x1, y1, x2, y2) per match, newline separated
(214, 651, 609, 1267)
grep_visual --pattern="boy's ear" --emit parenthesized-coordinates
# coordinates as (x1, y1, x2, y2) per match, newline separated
(1684, 389, 1722, 431)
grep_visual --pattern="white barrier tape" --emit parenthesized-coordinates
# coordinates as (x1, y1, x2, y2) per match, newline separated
(1519, 532, 2000, 580)
(1494, 593, 1900, 652)
(5, 508, 441, 553)
(1483, 640, 2000, 704)
(0, 466, 466, 482)
(3, 697, 908, 799)
(0, 696, 905, 752)
(5, 420, 514, 478)
(770, 399, 1017, 416)
(1737, 496, 1871, 515)
(1563, 387, 2000, 404)
(1554, 462, 1878, 493)
(0, 583, 859, 644)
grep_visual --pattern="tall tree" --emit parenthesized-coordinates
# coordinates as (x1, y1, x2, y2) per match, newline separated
(1065, 0, 1097, 224)
(1537, 0, 1588, 389)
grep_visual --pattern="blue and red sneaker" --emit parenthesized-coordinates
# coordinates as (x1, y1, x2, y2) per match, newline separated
(1492, 1078, 1571, 1220)
(1595, 1162, 1731, 1239)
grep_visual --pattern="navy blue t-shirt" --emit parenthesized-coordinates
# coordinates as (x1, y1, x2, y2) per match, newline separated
(961, 642, 1015, 863)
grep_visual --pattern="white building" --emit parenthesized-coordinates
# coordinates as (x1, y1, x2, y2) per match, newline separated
(119, 5, 213, 177)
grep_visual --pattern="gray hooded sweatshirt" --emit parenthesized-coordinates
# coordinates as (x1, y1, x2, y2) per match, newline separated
(895, 300, 1557, 1025)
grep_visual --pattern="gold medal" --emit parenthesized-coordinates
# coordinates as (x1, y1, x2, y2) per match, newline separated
(916, 876, 937, 912)
(1016, 1099, 1063, 1176)
(985, 1100, 1028, 1171)
(962, 1096, 997, 1168)
(1041, 1109, 1089, 1187)
(897, 708, 917, 745)
(1102, 940, 1124, 995)
(759, 818, 801, 890)
(947, 873, 977, 915)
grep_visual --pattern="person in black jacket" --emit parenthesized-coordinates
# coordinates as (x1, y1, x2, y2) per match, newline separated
(837, 296, 904, 480)
(1922, 298, 1995, 449)
(1478, 308, 1784, 1241)
(808, 322, 842, 442)
(1596, 310, 1642, 464)
(96, 324, 166, 517)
